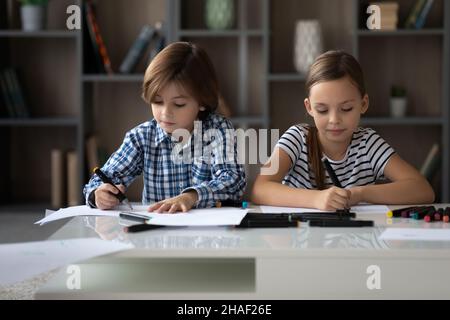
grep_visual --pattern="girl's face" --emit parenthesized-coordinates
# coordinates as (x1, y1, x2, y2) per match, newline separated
(151, 81, 203, 134)
(304, 76, 369, 146)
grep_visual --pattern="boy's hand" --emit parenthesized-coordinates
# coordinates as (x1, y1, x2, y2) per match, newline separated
(94, 183, 126, 210)
(147, 191, 199, 213)
(314, 186, 351, 211)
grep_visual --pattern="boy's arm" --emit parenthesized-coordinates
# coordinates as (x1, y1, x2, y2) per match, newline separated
(182, 121, 246, 208)
(351, 153, 435, 205)
(83, 129, 144, 206)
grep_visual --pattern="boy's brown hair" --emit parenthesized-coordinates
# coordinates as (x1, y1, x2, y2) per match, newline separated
(142, 42, 219, 120)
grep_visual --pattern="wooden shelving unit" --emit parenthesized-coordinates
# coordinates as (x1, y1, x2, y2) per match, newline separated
(1, 0, 448, 211)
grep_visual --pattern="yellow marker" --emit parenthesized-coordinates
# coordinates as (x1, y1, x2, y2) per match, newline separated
(386, 211, 393, 218)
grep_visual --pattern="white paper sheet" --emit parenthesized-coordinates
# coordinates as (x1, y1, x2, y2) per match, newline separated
(379, 228, 450, 241)
(259, 205, 390, 215)
(0, 238, 132, 286)
(351, 205, 390, 215)
(36, 205, 248, 227)
(146, 208, 249, 226)
(259, 206, 323, 214)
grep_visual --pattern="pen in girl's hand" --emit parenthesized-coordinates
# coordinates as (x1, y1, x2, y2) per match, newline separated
(93, 167, 133, 211)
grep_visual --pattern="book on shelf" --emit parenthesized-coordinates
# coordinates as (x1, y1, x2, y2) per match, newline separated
(404, 0, 427, 28)
(146, 21, 166, 66)
(67, 151, 81, 206)
(0, 70, 15, 117)
(119, 25, 156, 74)
(420, 143, 440, 182)
(0, 68, 30, 118)
(86, 135, 100, 174)
(369, 2, 399, 30)
(84, 0, 113, 74)
(51, 149, 66, 209)
(415, 0, 435, 29)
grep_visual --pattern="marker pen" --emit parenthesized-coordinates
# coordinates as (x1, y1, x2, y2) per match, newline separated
(443, 207, 450, 223)
(386, 206, 419, 218)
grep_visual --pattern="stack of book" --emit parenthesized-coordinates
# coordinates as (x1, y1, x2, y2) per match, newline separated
(51, 135, 110, 208)
(370, 2, 399, 30)
(83, 0, 113, 74)
(404, 0, 435, 29)
(119, 21, 166, 74)
(83, 0, 166, 75)
(51, 149, 81, 208)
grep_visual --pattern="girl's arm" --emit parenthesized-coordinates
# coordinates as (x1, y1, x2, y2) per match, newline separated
(251, 147, 325, 208)
(351, 154, 435, 205)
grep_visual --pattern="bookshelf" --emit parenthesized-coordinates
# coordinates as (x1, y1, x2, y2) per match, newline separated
(1, 0, 448, 212)
(0, 0, 83, 211)
(352, 0, 449, 201)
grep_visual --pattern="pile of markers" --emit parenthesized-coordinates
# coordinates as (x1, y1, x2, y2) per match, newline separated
(386, 206, 450, 223)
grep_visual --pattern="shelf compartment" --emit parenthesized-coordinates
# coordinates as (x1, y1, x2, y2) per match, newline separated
(82, 74, 144, 82)
(267, 73, 306, 82)
(178, 29, 263, 37)
(356, 29, 444, 37)
(0, 30, 79, 38)
(0, 117, 79, 127)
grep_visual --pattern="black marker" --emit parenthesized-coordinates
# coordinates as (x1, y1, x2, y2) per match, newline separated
(119, 212, 151, 223)
(93, 167, 133, 211)
(322, 157, 343, 188)
(123, 223, 165, 233)
(236, 219, 298, 228)
(322, 157, 350, 215)
(309, 219, 374, 227)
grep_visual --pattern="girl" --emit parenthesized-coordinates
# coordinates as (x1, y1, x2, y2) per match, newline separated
(84, 42, 246, 213)
(251, 50, 434, 211)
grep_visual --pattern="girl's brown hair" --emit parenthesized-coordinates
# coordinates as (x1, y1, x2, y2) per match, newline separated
(305, 50, 366, 189)
(142, 42, 219, 120)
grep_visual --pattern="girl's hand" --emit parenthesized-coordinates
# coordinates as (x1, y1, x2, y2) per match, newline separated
(148, 191, 199, 213)
(314, 186, 351, 211)
(94, 184, 126, 210)
(348, 186, 364, 206)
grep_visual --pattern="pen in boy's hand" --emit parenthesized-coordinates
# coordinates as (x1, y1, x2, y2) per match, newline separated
(93, 167, 133, 210)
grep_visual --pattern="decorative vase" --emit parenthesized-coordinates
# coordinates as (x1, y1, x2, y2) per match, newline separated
(390, 97, 408, 118)
(205, 0, 234, 30)
(21, 5, 47, 31)
(293, 20, 323, 74)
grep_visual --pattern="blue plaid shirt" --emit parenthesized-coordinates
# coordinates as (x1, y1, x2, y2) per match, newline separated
(83, 113, 246, 208)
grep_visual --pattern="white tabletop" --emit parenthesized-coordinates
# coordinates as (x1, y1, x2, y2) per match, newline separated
(37, 204, 450, 299)
(45, 204, 450, 258)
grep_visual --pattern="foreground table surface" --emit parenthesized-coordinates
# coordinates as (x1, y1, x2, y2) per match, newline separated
(36, 205, 450, 299)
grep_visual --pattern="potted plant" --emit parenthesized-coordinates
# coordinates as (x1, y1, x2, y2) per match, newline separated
(18, 0, 48, 31)
(390, 85, 407, 118)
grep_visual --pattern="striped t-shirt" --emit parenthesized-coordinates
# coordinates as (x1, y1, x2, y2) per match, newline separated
(276, 124, 396, 189)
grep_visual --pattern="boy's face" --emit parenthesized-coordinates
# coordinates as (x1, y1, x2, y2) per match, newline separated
(151, 81, 202, 134)
(304, 76, 369, 146)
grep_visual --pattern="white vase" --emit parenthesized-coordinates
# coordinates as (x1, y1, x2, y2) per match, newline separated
(21, 5, 47, 31)
(390, 97, 407, 118)
(294, 20, 323, 74)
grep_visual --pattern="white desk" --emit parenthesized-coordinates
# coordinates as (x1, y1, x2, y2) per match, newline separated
(36, 205, 450, 299)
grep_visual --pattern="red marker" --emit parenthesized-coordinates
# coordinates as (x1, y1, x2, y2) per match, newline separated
(424, 209, 437, 223)
(443, 207, 450, 223)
